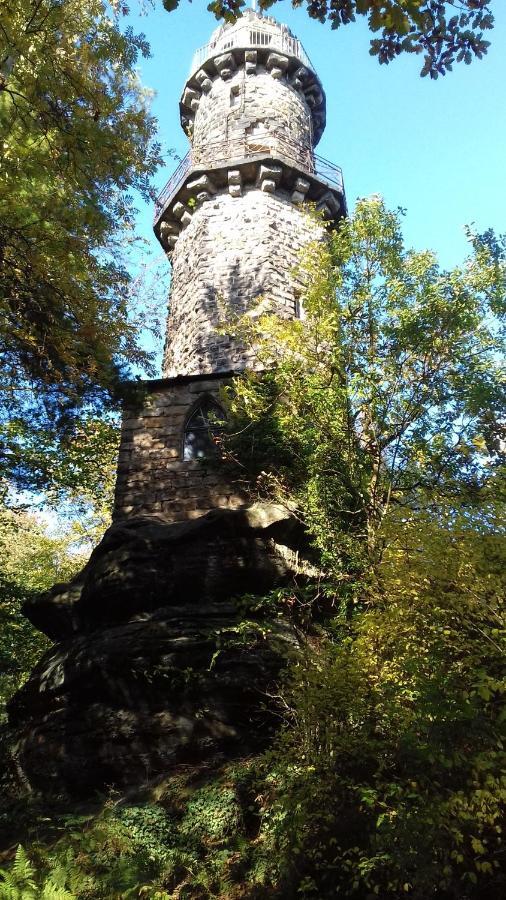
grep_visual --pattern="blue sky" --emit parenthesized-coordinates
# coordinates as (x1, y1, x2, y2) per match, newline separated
(128, 1, 506, 299)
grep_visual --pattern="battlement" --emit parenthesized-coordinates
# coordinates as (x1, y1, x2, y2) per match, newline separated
(179, 10, 326, 147)
(189, 9, 314, 78)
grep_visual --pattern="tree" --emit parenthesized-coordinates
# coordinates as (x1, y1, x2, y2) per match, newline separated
(0, 503, 89, 719)
(0, 0, 163, 493)
(223, 197, 505, 581)
(163, 0, 495, 78)
(262, 494, 506, 898)
(218, 198, 506, 897)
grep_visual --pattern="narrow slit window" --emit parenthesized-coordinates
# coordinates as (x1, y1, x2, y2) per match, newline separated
(183, 398, 226, 461)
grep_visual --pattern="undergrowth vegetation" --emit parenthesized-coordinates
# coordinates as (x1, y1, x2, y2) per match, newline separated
(0, 762, 280, 899)
(0, 503, 504, 898)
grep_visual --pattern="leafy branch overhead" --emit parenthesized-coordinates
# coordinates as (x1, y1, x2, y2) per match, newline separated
(0, 0, 163, 492)
(163, 0, 495, 78)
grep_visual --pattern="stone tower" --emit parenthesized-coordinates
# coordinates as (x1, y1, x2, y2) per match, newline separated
(114, 10, 346, 522)
(11, 14, 348, 794)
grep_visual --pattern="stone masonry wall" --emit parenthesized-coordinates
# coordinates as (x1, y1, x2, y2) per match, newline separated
(113, 375, 248, 522)
(163, 187, 321, 377)
(116, 11, 333, 524)
(192, 67, 312, 157)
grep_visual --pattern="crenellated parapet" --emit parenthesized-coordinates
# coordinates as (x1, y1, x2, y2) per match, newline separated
(181, 50, 325, 148)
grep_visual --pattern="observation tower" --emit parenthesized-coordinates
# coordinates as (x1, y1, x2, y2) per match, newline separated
(114, 9, 347, 522)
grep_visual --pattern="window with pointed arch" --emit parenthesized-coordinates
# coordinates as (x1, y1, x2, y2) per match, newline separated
(183, 397, 226, 461)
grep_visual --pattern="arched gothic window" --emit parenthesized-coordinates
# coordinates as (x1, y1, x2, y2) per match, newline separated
(183, 397, 226, 461)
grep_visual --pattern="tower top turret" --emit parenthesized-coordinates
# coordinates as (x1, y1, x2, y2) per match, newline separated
(180, 9, 326, 146)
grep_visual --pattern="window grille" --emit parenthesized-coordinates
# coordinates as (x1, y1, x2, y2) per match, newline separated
(183, 398, 226, 461)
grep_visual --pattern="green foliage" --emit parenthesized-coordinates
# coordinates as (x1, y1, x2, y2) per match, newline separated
(181, 783, 243, 844)
(0, 843, 77, 899)
(223, 198, 505, 591)
(213, 197, 506, 896)
(115, 804, 176, 864)
(0, 0, 163, 493)
(0, 845, 37, 899)
(3, 653, 503, 900)
(5, 414, 120, 516)
(0, 505, 89, 719)
(259, 501, 506, 897)
(170, 0, 495, 78)
(0, 765, 272, 899)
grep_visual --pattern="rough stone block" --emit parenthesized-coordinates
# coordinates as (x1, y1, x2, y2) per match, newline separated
(293, 66, 309, 84)
(214, 52, 236, 79)
(172, 201, 188, 220)
(182, 87, 200, 109)
(160, 220, 179, 238)
(195, 69, 213, 93)
(291, 178, 310, 203)
(187, 174, 217, 195)
(266, 53, 289, 72)
(294, 176, 310, 193)
(244, 49, 257, 74)
(259, 163, 282, 184)
(306, 87, 323, 107)
(317, 190, 340, 217)
(228, 169, 242, 197)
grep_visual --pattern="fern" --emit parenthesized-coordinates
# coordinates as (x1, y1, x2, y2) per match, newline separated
(57, 850, 97, 897)
(41, 879, 75, 900)
(0, 845, 37, 899)
(47, 848, 99, 899)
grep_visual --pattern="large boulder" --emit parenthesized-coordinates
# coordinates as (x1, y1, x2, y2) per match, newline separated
(22, 503, 312, 640)
(8, 504, 314, 796)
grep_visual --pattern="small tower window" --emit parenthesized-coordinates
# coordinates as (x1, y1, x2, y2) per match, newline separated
(230, 84, 241, 108)
(183, 397, 226, 461)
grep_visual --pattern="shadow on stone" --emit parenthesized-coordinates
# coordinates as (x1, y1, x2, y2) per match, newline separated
(8, 503, 316, 797)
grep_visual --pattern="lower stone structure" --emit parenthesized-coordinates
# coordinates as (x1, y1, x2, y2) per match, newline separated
(114, 372, 247, 522)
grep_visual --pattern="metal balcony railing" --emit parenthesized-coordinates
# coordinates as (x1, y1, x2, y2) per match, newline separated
(154, 134, 344, 222)
(189, 22, 314, 77)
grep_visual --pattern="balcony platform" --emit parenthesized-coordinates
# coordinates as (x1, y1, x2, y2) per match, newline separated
(154, 137, 346, 241)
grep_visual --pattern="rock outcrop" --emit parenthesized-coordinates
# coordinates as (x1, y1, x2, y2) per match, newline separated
(8, 504, 314, 796)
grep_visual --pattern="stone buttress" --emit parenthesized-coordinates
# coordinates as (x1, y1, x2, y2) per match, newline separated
(114, 10, 347, 522)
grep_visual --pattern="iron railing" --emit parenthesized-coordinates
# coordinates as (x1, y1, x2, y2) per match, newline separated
(156, 153, 192, 214)
(155, 132, 344, 222)
(154, 134, 344, 221)
(189, 22, 314, 77)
